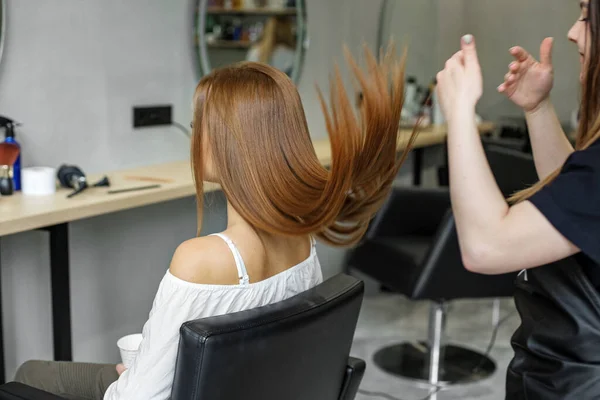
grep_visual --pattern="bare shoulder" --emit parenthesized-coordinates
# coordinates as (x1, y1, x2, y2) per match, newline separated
(169, 236, 238, 285)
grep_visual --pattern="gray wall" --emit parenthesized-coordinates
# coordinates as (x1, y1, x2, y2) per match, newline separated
(381, 0, 439, 86)
(0, 0, 385, 378)
(381, 0, 580, 125)
(465, 0, 581, 124)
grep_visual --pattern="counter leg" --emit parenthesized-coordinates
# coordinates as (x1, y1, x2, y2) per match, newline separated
(413, 147, 424, 186)
(42, 224, 72, 361)
(0, 239, 5, 383)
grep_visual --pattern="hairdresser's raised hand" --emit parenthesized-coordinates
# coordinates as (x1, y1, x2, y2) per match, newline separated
(436, 34, 483, 122)
(498, 38, 554, 113)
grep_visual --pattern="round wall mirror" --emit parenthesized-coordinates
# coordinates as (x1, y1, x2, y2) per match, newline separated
(194, 0, 308, 84)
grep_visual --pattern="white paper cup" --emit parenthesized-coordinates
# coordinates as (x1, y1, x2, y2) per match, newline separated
(117, 333, 143, 368)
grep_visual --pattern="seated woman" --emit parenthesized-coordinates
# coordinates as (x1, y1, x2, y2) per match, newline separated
(14, 46, 416, 399)
(246, 17, 297, 76)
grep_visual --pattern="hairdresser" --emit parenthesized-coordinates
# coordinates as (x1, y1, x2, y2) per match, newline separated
(436, 1, 600, 398)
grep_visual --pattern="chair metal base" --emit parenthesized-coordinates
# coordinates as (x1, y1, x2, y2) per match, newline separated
(373, 341, 496, 385)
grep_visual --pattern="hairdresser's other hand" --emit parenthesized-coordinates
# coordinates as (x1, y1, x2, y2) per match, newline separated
(116, 363, 127, 376)
(436, 34, 483, 123)
(498, 38, 554, 113)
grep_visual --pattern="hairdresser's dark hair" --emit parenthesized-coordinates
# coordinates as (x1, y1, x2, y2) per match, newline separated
(511, 0, 600, 202)
(191, 45, 417, 246)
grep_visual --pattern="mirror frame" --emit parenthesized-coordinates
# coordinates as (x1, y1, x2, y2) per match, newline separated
(376, 0, 390, 52)
(0, 1, 6, 67)
(193, 0, 308, 84)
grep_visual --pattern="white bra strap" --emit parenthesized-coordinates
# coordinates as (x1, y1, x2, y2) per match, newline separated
(210, 233, 250, 286)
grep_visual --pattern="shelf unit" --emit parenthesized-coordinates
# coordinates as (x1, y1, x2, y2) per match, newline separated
(206, 7, 297, 16)
(207, 40, 254, 49)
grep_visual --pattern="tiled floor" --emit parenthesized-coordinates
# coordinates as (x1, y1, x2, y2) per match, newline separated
(351, 293, 520, 400)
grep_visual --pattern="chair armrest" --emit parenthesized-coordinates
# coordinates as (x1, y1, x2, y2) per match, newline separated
(0, 383, 66, 400)
(366, 185, 450, 239)
(338, 357, 366, 400)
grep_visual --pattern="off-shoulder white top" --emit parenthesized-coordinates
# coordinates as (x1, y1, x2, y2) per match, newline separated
(104, 234, 323, 399)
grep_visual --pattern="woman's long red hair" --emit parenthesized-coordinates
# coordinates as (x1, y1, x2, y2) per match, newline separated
(191, 45, 416, 246)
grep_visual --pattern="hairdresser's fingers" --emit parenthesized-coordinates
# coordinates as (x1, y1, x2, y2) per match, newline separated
(510, 46, 530, 63)
(436, 71, 444, 88)
(540, 37, 554, 66)
(504, 72, 519, 84)
(509, 61, 520, 73)
(444, 57, 456, 69)
(450, 50, 465, 65)
(445, 58, 461, 80)
(444, 59, 457, 75)
(498, 82, 512, 94)
(498, 78, 518, 94)
(437, 70, 449, 86)
(461, 34, 481, 75)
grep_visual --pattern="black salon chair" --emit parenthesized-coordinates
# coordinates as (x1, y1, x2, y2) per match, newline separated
(439, 138, 535, 187)
(346, 144, 539, 386)
(0, 274, 366, 400)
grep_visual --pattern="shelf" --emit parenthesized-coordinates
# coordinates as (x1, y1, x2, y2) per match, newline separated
(207, 40, 254, 49)
(207, 7, 297, 16)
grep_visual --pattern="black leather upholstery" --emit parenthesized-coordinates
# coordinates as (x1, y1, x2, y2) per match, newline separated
(349, 188, 517, 301)
(338, 357, 366, 400)
(0, 383, 63, 400)
(0, 274, 366, 400)
(172, 274, 365, 400)
(484, 143, 539, 198)
(366, 186, 450, 240)
(348, 145, 539, 302)
(439, 140, 538, 189)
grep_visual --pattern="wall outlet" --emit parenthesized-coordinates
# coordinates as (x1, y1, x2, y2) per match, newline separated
(133, 105, 172, 128)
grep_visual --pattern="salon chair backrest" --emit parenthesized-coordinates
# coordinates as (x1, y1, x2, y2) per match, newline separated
(439, 140, 537, 189)
(484, 143, 538, 198)
(351, 144, 537, 302)
(0, 275, 365, 400)
(171, 274, 366, 400)
(412, 210, 517, 300)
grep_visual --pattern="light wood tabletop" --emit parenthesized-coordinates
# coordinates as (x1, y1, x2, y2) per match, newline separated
(0, 123, 494, 237)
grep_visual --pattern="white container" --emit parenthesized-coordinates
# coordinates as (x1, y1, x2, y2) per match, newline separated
(404, 77, 419, 118)
(21, 167, 57, 196)
(117, 333, 143, 368)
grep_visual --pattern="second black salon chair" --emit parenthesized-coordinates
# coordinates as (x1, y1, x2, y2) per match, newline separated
(346, 144, 538, 386)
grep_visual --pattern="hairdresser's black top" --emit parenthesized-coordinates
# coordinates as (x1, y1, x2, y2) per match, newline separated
(530, 140, 600, 288)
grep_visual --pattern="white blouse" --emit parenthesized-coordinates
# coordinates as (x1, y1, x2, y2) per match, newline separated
(104, 234, 323, 400)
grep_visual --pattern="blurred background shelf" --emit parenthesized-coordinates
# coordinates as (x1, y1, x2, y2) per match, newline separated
(207, 40, 253, 48)
(207, 7, 297, 16)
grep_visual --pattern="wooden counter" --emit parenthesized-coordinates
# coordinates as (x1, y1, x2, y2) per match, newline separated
(0, 123, 494, 237)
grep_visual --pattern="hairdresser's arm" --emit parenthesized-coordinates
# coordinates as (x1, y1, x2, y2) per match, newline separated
(525, 99, 574, 179)
(446, 108, 579, 274)
(498, 39, 574, 179)
(437, 37, 579, 275)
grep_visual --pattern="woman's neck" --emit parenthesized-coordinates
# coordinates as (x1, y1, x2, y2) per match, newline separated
(224, 200, 313, 263)
(226, 201, 253, 231)
(225, 201, 311, 247)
